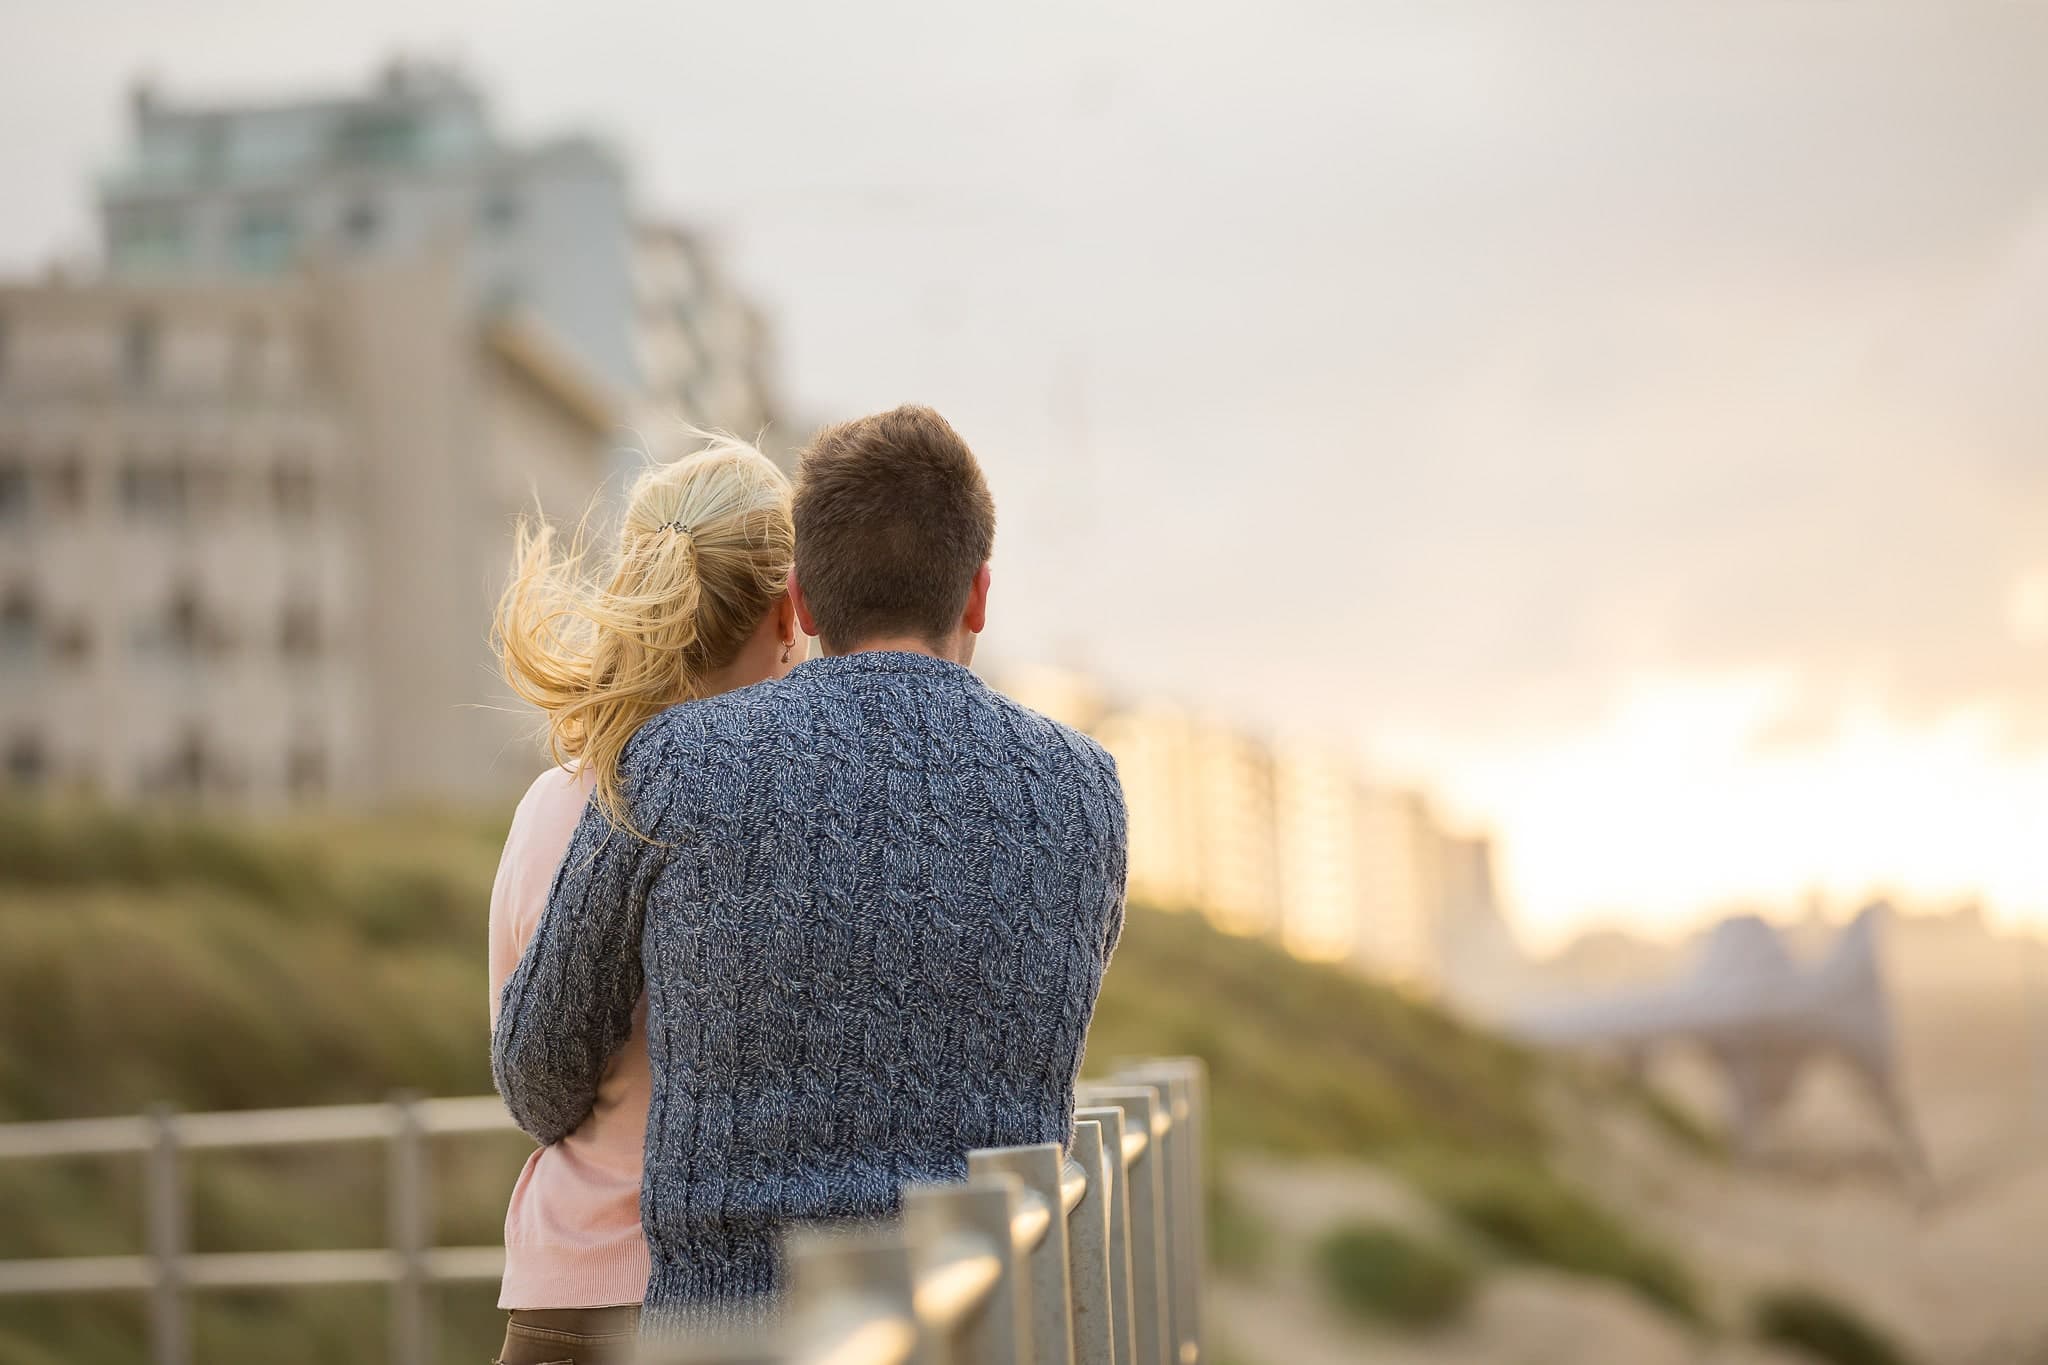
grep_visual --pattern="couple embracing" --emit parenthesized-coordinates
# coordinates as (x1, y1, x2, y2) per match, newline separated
(486, 406, 1129, 1360)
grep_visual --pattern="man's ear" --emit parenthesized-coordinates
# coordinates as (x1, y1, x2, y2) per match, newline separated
(788, 568, 820, 638)
(962, 563, 991, 635)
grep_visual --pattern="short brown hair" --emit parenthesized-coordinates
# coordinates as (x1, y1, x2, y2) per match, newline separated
(793, 405, 996, 652)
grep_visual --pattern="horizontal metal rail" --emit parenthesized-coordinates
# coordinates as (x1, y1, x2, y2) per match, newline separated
(0, 1057, 1209, 1365)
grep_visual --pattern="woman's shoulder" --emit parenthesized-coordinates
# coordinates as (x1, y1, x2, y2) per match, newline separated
(510, 764, 597, 839)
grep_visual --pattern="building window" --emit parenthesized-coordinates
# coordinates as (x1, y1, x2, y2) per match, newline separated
(287, 743, 327, 798)
(279, 600, 320, 659)
(0, 459, 27, 522)
(120, 453, 186, 520)
(122, 315, 158, 389)
(1, 587, 37, 663)
(49, 617, 92, 665)
(233, 202, 297, 274)
(107, 205, 188, 271)
(480, 187, 520, 236)
(342, 197, 381, 248)
(46, 450, 87, 514)
(158, 726, 212, 798)
(166, 584, 203, 655)
(5, 734, 44, 789)
(338, 111, 419, 165)
(272, 456, 316, 520)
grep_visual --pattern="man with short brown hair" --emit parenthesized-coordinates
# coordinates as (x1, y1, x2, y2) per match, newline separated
(790, 403, 998, 658)
(495, 403, 1129, 1330)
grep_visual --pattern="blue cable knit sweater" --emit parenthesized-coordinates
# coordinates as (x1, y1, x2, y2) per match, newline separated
(491, 651, 1128, 1329)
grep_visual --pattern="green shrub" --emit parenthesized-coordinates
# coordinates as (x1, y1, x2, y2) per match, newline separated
(1752, 1288, 1914, 1365)
(1207, 1180, 1273, 1276)
(1313, 1221, 1476, 1328)
(1407, 1155, 1701, 1322)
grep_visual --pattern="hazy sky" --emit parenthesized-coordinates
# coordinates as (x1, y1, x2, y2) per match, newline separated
(5, 1, 2045, 946)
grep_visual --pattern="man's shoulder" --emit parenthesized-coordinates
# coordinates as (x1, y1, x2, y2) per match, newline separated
(977, 688, 1121, 794)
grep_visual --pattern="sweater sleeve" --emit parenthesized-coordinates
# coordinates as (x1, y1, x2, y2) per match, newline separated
(491, 789, 664, 1146)
(1094, 749, 1130, 964)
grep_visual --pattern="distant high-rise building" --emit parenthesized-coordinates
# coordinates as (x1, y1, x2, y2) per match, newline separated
(1095, 704, 1280, 937)
(1356, 787, 1448, 987)
(99, 61, 640, 397)
(1189, 725, 1280, 936)
(1095, 704, 1205, 913)
(0, 249, 612, 804)
(995, 681, 1525, 994)
(1273, 741, 1367, 963)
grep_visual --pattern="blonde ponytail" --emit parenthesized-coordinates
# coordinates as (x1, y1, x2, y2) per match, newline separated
(494, 433, 794, 836)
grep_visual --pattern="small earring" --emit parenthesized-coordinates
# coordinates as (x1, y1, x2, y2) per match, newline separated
(780, 640, 794, 665)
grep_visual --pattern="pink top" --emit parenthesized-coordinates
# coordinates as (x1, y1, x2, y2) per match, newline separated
(488, 766, 652, 1309)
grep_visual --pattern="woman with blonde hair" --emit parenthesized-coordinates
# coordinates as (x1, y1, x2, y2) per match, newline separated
(485, 433, 796, 1363)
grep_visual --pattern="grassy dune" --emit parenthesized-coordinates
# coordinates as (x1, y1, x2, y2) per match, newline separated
(0, 800, 1716, 1364)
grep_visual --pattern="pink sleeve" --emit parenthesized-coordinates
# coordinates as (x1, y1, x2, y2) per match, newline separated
(488, 767, 599, 1025)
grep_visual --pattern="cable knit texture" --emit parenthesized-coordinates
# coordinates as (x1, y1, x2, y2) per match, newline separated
(492, 651, 1128, 1333)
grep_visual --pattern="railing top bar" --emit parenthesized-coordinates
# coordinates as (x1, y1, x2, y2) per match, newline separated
(0, 1254, 153, 1296)
(0, 1114, 152, 1159)
(177, 1102, 398, 1149)
(1059, 1158, 1087, 1216)
(418, 1095, 519, 1134)
(792, 1298, 917, 1365)
(182, 1249, 397, 1288)
(1010, 1186, 1052, 1253)
(909, 1235, 1002, 1337)
(0, 1095, 519, 1161)
(0, 1245, 507, 1295)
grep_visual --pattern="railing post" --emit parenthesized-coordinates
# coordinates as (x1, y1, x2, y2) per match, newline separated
(967, 1143, 1074, 1365)
(145, 1105, 189, 1365)
(786, 1224, 922, 1365)
(388, 1093, 431, 1365)
(1076, 1088, 1167, 1365)
(1065, 1120, 1116, 1365)
(1117, 1066, 1201, 1365)
(904, 1176, 1033, 1365)
(1075, 1107, 1138, 1365)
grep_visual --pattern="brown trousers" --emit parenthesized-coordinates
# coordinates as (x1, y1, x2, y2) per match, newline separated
(494, 1306, 641, 1365)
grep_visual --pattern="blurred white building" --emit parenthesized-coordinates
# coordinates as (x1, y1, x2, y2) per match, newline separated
(1031, 669, 1527, 992)
(1273, 741, 1368, 963)
(1094, 704, 1205, 913)
(0, 64, 805, 807)
(0, 250, 612, 804)
(97, 62, 789, 462)
(1356, 788, 1452, 987)
(100, 61, 640, 396)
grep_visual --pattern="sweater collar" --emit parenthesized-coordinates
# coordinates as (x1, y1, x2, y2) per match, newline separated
(790, 650, 983, 685)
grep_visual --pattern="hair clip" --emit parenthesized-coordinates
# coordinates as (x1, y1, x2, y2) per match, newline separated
(662, 521, 693, 536)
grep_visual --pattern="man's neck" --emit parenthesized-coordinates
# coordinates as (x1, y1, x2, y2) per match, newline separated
(826, 634, 958, 663)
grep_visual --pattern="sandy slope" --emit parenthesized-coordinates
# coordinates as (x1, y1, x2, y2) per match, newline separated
(1215, 1105, 2048, 1365)
(1213, 1156, 1812, 1365)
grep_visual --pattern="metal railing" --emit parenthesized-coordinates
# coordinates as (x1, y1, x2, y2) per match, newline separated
(0, 1058, 1206, 1365)
(644, 1058, 1206, 1365)
(0, 1093, 514, 1365)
